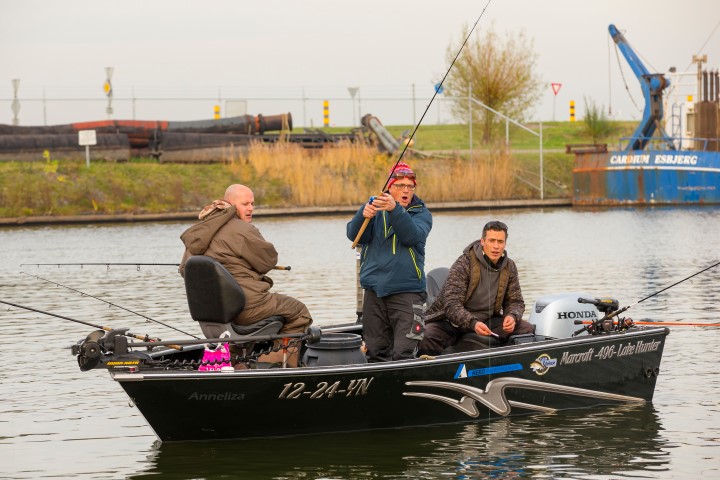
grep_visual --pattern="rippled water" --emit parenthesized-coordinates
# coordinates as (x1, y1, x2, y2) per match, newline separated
(1, 206, 719, 479)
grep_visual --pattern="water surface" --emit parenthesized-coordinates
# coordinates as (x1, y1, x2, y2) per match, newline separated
(1, 207, 719, 478)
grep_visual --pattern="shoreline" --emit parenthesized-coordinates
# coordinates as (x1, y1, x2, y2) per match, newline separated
(0, 198, 571, 227)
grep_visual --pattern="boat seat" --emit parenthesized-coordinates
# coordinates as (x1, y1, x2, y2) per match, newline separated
(443, 330, 542, 354)
(426, 267, 450, 306)
(443, 333, 501, 353)
(184, 255, 284, 340)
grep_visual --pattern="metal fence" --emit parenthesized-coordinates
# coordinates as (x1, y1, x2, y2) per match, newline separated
(1, 84, 464, 129)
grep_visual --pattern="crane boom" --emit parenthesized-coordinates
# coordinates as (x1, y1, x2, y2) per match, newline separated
(609, 24, 675, 151)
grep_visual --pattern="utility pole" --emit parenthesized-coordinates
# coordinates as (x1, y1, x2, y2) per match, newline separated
(104, 67, 114, 119)
(347, 87, 359, 127)
(11, 79, 20, 126)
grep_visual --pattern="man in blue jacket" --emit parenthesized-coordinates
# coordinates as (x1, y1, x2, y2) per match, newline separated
(347, 162, 432, 362)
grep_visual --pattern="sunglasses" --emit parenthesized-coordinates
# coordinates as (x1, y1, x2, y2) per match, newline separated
(391, 173, 416, 180)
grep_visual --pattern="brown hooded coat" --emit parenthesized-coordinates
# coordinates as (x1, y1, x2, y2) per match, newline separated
(178, 206, 312, 366)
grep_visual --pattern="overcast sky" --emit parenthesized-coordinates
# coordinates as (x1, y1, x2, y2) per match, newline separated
(1, 0, 718, 128)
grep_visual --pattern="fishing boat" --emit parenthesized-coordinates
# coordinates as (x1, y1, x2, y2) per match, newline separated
(571, 24, 720, 205)
(67, 255, 669, 442)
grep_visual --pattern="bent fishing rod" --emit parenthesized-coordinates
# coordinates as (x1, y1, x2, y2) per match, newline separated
(21, 262, 292, 271)
(20, 271, 199, 339)
(351, 0, 492, 248)
(0, 299, 183, 350)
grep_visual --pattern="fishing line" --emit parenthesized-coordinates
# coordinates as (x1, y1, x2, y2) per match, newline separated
(20, 271, 199, 338)
(351, 0, 493, 248)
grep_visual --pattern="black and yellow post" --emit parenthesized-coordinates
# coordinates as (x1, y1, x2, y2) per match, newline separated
(569, 100, 575, 122)
(214, 105, 220, 120)
(323, 100, 329, 127)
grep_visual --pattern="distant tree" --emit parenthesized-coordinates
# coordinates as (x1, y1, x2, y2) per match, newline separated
(583, 96, 614, 143)
(444, 23, 543, 144)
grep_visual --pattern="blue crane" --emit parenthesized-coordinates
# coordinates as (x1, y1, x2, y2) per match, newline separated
(609, 24, 676, 151)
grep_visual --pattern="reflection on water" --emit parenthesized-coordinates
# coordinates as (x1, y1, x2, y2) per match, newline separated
(1, 207, 719, 479)
(129, 405, 668, 480)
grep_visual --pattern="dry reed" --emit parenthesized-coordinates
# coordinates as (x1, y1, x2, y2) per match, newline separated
(228, 142, 521, 206)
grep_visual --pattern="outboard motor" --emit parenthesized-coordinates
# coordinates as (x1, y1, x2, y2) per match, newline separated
(530, 292, 606, 338)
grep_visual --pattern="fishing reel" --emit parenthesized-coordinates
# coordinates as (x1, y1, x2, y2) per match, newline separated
(573, 297, 634, 336)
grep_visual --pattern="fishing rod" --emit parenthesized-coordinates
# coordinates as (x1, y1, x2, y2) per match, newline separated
(0, 299, 182, 350)
(21, 263, 292, 271)
(20, 271, 199, 339)
(575, 320, 720, 327)
(573, 260, 720, 334)
(600, 259, 720, 320)
(351, 0, 493, 248)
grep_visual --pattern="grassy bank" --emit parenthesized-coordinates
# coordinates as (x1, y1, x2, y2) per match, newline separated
(0, 121, 633, 218)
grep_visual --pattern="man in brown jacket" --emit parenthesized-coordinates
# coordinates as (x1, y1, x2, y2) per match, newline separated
(179, 184, 312, 367)
(417, 221, 534, 356)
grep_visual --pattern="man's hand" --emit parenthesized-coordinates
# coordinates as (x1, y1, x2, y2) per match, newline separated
(370, 193, 396, 212)
(502, 315, 516, 333)
(474, 321, 493, 336)
(362, 202, 378, 219)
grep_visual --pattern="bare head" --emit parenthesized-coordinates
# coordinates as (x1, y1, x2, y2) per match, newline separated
(224, 184, 254, 223)
(480, 221, 508, 264)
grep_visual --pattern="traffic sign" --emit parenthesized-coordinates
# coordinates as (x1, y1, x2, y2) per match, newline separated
(551, 83, 562, 95)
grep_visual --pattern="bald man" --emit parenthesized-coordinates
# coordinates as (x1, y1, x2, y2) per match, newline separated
(180, 184, 313, 367)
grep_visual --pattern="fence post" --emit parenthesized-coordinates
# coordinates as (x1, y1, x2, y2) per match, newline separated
(539, 122, 544, 200)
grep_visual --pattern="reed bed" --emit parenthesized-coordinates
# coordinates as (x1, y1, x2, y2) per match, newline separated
(234, 141, 522, 206)
(0, 142, 531, 217)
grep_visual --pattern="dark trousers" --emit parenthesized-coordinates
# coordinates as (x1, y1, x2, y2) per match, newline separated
(418, 316, 535, 356)
(363, 290, 424, 362)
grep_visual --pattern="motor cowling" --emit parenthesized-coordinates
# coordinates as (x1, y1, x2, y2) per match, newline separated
(530, 292, 604, 338)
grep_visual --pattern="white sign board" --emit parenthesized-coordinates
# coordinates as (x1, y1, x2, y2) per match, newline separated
(78, 130, 97, 146)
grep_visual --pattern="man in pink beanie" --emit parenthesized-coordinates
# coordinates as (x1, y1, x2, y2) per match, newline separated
(347, 161, 433, 362)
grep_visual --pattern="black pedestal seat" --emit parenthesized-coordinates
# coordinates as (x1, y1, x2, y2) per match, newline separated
(183, 255, 285, 341)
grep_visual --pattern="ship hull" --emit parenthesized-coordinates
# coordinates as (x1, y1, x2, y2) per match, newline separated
(573, 150, 720, 205)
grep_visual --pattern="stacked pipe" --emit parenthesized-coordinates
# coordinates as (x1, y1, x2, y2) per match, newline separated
(0, 113, 293, 161)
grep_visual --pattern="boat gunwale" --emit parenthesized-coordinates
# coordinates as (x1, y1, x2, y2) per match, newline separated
(110, 326, 669, 382)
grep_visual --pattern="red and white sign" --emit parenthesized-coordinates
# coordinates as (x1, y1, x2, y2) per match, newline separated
(551, 83, 562, 95)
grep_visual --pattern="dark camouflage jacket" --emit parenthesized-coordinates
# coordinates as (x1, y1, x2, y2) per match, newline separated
(424, 240, 525, 332)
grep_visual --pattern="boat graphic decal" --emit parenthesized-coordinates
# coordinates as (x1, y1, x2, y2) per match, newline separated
(454, 363, 523, 379)
(403, 378, 644, 417)
(529, 354, 557, 376)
